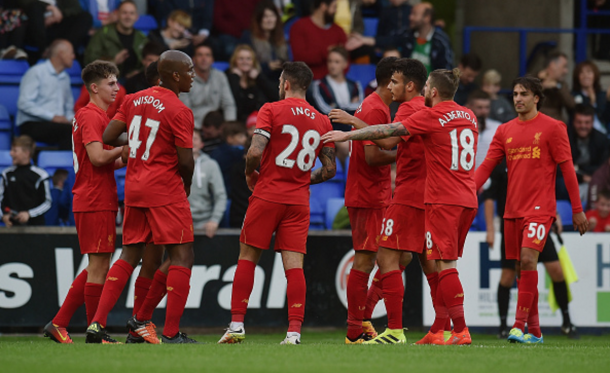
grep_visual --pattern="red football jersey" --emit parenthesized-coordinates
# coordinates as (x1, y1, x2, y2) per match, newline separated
(482, 113, 573, 218)
(113, 87, 194, 208)
(345, 92, 392, 209)
(586, 209, 610, 232)
(393, 96, 426, 209)
(72, 102, 118, 212)
(253, 98, 334, 206)
(402, 101, 479, 208)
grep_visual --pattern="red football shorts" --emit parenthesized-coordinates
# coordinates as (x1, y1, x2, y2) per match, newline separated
(240, 196, 309, 254)
(425, 204, 477, 261)
(378, 203, 425, 253)
(504, 216, 555, 260)
(347, 207, 386, 252)
(122, 200, 194, 245)
(74, 211, 117, 255)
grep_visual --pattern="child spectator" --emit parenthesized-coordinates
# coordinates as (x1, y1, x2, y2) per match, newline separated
(210, 122, 247, 195)
(1, 135, 52, 227)
(148, 10, 195, 56)
(586, 189, 610, 232)
(481, 69, 516, 123)
(45, 168, 69, 225)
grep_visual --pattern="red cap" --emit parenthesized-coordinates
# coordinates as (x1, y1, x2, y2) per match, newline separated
(246, 111, 258, 129)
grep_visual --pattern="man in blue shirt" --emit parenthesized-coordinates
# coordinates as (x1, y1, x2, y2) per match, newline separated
(16, 39, 75, 150)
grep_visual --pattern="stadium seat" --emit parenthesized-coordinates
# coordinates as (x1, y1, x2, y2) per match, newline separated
(134, 15, 159, 36)
(0, 60, 29, 84)
(363, 18, 379, 37)
(556, 200, 574, 231)
(37, 150, 73, 177)
(0, 150, 12, 169)
(0, 105, 11, 150)
(222, 199, 232, 228)
(325, 198, 345, 229)
(212, 61, 229, 72)
(115, 168, 126, 202)
(346, 64, 376, 90)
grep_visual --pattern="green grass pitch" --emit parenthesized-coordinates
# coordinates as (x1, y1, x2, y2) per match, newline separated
(1, 330, 610, 373)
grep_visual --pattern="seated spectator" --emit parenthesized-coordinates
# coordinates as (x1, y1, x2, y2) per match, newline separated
(586, 188, 610, 232)
(1, 135, 52, 227)
(19, 0, 92, 62)
(538, 51, 575, 122)
(228, 137, 252, 228)
(148, 10, 195, 56)
(334, 0, 364, 36)
(151, 0, 212, 47)
(226, 44, 278, 122)
(45, 168, 69, 225)
(84, 1, 148, 79)
(16, 39, 74, 150)
(481, 69, 515, 123)
(124, 41, 166, 93)
(569, 104, 610, 202)
(201, 110, 224, 154)
(180, 41, 237, 128)
(309, 46, 363, 129)
(212, 0, 260, 60)
(189, 130, 227, 237)
(210, 121, 247, 194)
(0, 6, 28, 59)
(242, 1, 288, 81)
(290, 0, 347, 80)
(375, 0, 412, 45)
(80, 0, 119, 29)
(454, 52, 482, 105)
(571, 60, 610, 134)
(588, 155, 610, 210)
(466, 90, 501, 169)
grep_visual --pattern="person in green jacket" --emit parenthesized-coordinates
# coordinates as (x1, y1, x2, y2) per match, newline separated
(84, 0, 148, 79)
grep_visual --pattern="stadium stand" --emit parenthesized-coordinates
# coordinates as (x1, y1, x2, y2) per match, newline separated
(212, 61, 230, 72)
(309, 159, 345, 230)
(0, 60, 29, 118)
(114, 168, 126, 203)
(363, 18, 379, 37)
(325, 197, 345, 229)
(0, 150, 12, 169)
(346, 64, 376, 90)
(557, 200, 575, 231)
(134, 14, 159, 36)
(0, 105, 11, 150)
(37, 151, 73, 179)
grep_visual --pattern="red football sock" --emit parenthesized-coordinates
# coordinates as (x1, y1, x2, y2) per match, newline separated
(93, 259, 134, 327)
(230, 259, 256, 323)
(430, 277, 448, 333)
(52, 269, 87, 327)
(439, 268, 466, 333)
(136, 270, 167, 321)
(286, 268, 306, 334)
(163, 266, 191, 338)
(381, 270, 404, 330)
(513, 270, 537, 332)
(84, 282, 103, 325)
(133, 276, 152, 316)
(363, 270, 383, 320)
(346, 268, 369, 340)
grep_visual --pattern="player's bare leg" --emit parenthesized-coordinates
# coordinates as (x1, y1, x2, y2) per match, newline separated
(437, 260, 470, 345)
(279, 250, 305, 345)
(509, 247, 541, 344)
(346, 250, 376, 343)
(415, 252, 449, 345)
(219, 243, 263, 344)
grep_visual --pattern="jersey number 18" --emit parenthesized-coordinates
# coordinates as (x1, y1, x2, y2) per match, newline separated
(449, 128, 475, 171)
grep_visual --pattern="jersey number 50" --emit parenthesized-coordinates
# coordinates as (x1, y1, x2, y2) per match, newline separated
(275, 124, 320, 172)
(449, 128, 475, 171)
(129, 115, 160, 161)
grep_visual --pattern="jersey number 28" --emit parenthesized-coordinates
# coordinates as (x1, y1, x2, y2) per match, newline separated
(449, 128, 475, 171)
(275, 124, 320, 172)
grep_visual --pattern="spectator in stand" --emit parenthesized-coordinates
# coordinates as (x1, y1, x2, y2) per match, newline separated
(466, 90, 501, 169)
(588, 156, 610, 210)
(228, 136, 252, 228)
(180, 41, 237, 128)
(538, 51, 575, 122)
(124, 42, 166, 94)
(454, 52, 482, 105)
(151, 0, 212, 47)
(309, 46, 363, 129)
(1, 135, 52, 227)
(481, 69, 515, 123)
(45, 168, 69, 225)
(571, 60, 610, 134)
(241, 1, 288, 81)
(84, 1, 148, 79)
(212, 0, 259, 60)
(80, 0, 119, 29)
(346, 2, 453, 73)
(0, 5, 28, 59)
(16, 39, 74, 150)
(210, 121, 247, 195)
(334, 0, 363, 36)
(18, 0, 92, 62)
(201, 110, 224, 154)
(569, 104, 610, 201)
(226, 44, 279, 122)
(246, 110, 257, 138)
(375, 0, 412, 46)
(586, 188, 610, 232)
(290, 0, 347, 80)
(148, 10, 195, 57)
(189, 129, 227, 237)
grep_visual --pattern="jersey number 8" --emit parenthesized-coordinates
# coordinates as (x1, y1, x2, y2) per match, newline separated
(275, 124, 320, 172)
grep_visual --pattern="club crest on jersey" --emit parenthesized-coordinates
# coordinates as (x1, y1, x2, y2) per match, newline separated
(533, 132, 542, 144)
(506, 137, 513, 143)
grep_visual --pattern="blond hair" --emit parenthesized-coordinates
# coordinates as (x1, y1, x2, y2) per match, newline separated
(482, 69, 502, 86)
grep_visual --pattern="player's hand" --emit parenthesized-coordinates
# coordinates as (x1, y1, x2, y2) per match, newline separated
(573, 211, 589, 235)
(204, 221, 219, 238)
(114, 49, 130, 65)
(120, 146, 129, 164)
(554, 213, 563, 235)
(16, 211, 29, 224)
(328, 109, 354, 125)
(2, 214, 12, 227)
(184, 184, 191, 197)
(486, 229, 494, 248)
(246, 170, 259, 192)
(321, 130, 349, 144)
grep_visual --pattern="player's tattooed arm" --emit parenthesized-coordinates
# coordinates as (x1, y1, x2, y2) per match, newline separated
(321, 123, 409, 144)
(103, 120, 128, 146)
(245, 134, 269, 191)
(311, 146, 336, 185)
(328, 109, 367, 129)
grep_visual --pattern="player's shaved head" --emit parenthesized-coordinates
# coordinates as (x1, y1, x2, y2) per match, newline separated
(429, 68, 461, 100)
(393, 58, 427, 91)
(158, 50, 194, 93)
